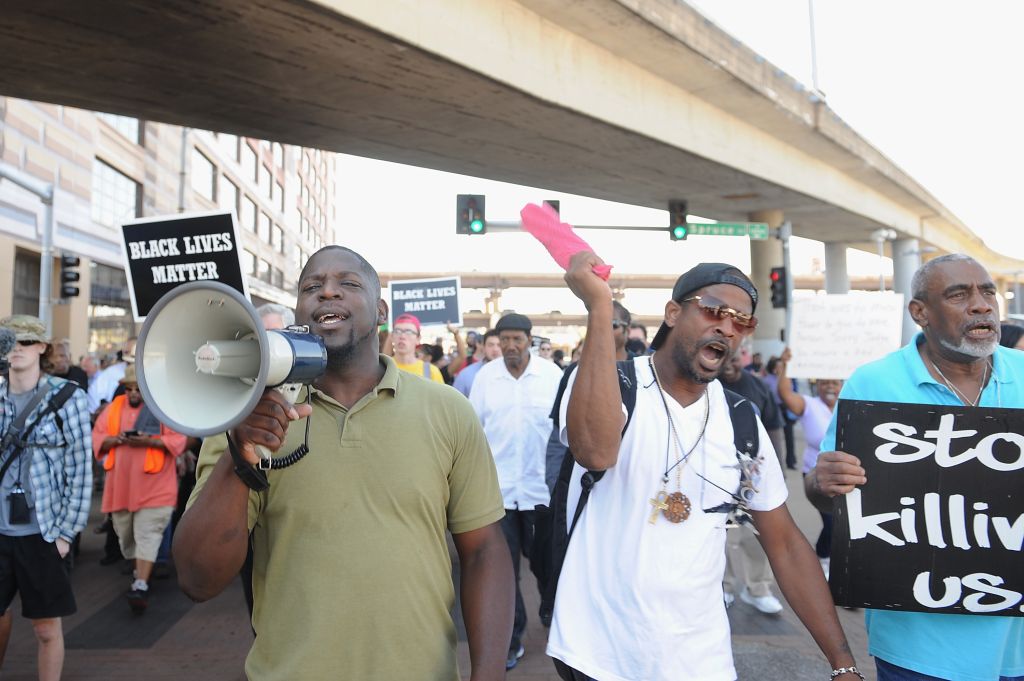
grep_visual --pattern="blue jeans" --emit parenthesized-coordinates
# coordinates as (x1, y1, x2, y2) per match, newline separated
(876, 658, 1024, 681)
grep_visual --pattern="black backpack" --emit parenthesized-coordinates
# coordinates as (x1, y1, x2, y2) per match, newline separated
(542, 359, 760, 613)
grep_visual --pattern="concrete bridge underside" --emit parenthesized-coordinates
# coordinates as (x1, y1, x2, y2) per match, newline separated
(1, 0, 1019, 273)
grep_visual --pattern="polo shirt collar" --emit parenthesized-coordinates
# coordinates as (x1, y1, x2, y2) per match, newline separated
(302, 355, 401, 408)
(905, 332, 1014, 387)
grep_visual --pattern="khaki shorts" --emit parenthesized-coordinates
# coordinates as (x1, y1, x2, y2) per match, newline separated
(112, 506, 173, 562)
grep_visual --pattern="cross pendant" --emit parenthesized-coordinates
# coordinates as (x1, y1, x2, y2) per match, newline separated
(648, 490, 670, 524)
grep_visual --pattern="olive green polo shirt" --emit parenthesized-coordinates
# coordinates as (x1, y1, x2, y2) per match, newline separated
(191, 355, 504, 681)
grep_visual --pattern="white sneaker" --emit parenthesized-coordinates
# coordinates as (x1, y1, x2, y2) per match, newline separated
(724, 592, 735, 608)
(740, 587, 783, 614)
(820, 557, 830, 580)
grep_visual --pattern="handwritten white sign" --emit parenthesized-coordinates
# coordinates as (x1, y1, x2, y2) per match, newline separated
(787, 294, 905, 380)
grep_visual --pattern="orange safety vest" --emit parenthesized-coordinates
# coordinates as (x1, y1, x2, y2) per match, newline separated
(103, 395, 165, 474)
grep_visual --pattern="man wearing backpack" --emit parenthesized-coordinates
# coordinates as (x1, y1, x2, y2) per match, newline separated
(549, 255, 861, 681)
(0, 315, 92, 681)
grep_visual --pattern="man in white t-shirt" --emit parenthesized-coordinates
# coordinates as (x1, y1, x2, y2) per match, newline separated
(550, 254, 862, 681)
(469, 312, 564, 670)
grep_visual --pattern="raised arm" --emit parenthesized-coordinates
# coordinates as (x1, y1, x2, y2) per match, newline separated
(446, 323, 469, 375)
(775, 348, 806, 417)
(563, 252, 625, 470)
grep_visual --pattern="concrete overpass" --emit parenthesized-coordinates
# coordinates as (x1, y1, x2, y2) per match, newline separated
(3, 0, 1020, 342)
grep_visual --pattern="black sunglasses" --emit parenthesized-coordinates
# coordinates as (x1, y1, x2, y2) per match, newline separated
(16, 340, 41, 347)
(680, 296, 758, 331)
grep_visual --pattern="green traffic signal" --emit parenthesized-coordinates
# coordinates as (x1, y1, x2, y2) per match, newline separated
(671, 224, 688, 241)
(470, 218, 485, 234)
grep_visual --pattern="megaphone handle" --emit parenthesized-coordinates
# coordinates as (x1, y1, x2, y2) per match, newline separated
(256, 382, 304, 472)
(226, 434, 270, 492)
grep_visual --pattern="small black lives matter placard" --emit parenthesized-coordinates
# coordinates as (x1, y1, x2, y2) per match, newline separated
(832, 399, 1023, 617)
(389, 277, 462, 327)
(120, 212, 247, 320)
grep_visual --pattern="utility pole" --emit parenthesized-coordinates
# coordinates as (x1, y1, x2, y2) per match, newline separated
(0, 163, 56, 335)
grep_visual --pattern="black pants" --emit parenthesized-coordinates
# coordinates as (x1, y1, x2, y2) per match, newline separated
(816, 511, 833, 559)
(500, 509, 536, 652)
(553, 658, 597, 681)
(783, 418, 797, 468)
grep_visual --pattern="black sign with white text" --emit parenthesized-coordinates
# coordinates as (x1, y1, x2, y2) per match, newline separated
(121, 212, 247, 320)
(832, 400, 1023, 617)
(389, 276, 462, 328)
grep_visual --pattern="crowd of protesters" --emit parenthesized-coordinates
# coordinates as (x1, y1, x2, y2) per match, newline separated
(1, 249, 1022, 681)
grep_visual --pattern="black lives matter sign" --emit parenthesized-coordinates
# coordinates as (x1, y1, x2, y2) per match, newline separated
(389, 276, 462, 327)
(120, 212, 247, 320)
(832, 400, 1023, 617)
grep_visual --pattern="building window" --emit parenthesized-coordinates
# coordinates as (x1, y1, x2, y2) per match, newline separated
(259, 164, 271, 199)
(272, 142, 283, 168)
(96, 112, 141, 144)
(302, 152, 309, 174)
(218, 133, 239, 161)
(88, 262, 133, 356)
(13, 250, 40, 316)
(241, 196, 257, 231)
(272, 267, 284, 289)
(258, 258, 271, 284)
(241, 143, 257, 181)
(243, 250, 257, 276)
(258, 212, 271, 242)
(276, 181, 284, 212)
(219, 175, 239, 213)
(191, 149, 216, 202)
(273, 225, 284, 253)
(91, 159, 140, 228)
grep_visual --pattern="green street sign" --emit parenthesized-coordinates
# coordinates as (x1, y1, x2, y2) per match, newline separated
(685, 222, 770, 240)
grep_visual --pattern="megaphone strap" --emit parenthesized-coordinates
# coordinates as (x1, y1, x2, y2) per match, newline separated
(226, 434, 270, 492)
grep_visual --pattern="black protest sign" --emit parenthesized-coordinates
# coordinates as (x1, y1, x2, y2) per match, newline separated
(832, 399, 1023, 617)
(120, 212, 247, 320)
(389, 277, 462, 327)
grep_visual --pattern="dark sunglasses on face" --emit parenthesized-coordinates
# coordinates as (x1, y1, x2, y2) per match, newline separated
(681, 296, 758, 332)
(16, 340, 40, 347)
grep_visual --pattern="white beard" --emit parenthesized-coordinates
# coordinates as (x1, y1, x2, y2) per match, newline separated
(939, 336, 997, 359)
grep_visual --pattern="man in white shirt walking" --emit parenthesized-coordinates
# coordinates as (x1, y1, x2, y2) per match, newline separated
(469, 312, 563, 670)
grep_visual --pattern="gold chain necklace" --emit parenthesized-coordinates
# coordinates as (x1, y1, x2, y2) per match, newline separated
(928, 353, 990, 407)
(647, 356, 709, 525)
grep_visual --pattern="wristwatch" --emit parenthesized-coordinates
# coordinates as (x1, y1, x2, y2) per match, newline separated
(830, 667, 865, 680)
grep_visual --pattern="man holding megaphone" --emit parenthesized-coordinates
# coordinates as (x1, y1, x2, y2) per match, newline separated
(172, 246, 514, 681)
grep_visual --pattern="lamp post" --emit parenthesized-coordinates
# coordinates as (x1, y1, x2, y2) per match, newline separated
(870, 228, 898, 292)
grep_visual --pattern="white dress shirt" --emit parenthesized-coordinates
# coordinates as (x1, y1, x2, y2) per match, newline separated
(469, 354, 563, 510)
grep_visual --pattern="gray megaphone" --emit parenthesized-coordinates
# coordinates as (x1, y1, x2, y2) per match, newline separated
(135, 281, 326, 451)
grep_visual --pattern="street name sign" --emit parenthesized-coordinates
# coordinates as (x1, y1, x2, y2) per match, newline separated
(685, 222, 770, 239)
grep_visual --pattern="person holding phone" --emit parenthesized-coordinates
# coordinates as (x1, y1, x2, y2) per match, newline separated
(92, 365, 186, 614)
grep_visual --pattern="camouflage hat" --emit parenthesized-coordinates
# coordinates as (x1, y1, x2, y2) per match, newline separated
(119, 364, 138, 386)
(0, 315, 48, 343)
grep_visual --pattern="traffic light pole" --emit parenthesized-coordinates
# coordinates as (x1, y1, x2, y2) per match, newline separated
(0, 163, 56, 335)
(778, 221, 793, 343)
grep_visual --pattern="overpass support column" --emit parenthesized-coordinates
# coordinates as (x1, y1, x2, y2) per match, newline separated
(748, 210, 785, 356)
(824, 242, 850, 294)
(892, 238, 921, 344)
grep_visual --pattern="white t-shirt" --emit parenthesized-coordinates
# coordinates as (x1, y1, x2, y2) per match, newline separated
(800, 395, 834, 473)
(469, 354, 564, 510)
(548, 356, 788, 681)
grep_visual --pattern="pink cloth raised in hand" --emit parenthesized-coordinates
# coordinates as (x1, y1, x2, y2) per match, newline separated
(519, 203, 613, 280)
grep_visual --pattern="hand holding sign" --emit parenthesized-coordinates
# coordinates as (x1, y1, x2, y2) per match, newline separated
(520, 203, 613, 280)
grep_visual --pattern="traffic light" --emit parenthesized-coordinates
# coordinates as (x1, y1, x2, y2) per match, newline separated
(770, 266, 787, 309)
(668, 200, 688, 240)
(59, 253, 81, 298)
(456, 194, 486, 235)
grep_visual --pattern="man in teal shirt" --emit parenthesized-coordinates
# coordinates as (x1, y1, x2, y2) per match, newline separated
(807, 254, 1023, 681)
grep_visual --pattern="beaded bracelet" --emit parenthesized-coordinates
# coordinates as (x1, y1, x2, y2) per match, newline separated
(830, 667, 865, 680)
